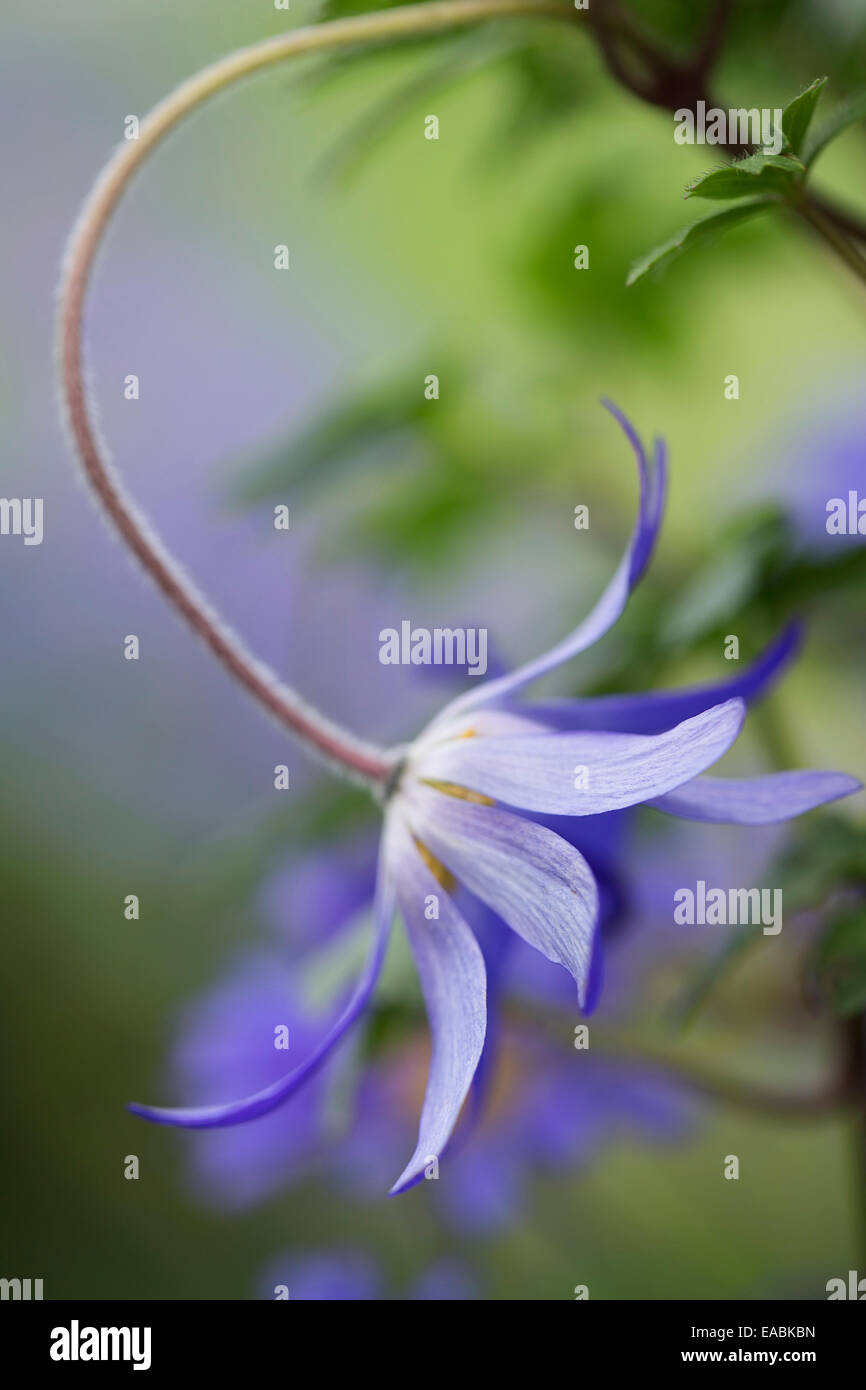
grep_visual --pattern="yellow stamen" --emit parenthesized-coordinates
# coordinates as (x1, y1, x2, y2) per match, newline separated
(413, 838, 457, 893)
(420, 778, 494, 806)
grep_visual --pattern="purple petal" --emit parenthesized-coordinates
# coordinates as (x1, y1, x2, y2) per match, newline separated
(431, 402, 666, 721)
(651, 771, 862, 824)
(415, 699, 746, 815)
(405, 785, 599, 1004)
(583, 930, 605, 1015)
(128, 845, 394, 1129)
(520, 623, 801, 734)
(454, 897, 512, 1133)
(627, 429, 667, 585)
(388, 816, 487, 1196)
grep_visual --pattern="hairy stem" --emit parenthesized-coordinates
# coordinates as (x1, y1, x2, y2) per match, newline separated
(57, 0, 566, 790)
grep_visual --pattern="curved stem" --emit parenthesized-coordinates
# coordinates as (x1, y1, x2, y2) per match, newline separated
(512, 1001, 857, 1119)
(809, 191, 866, 247)
(57, 0, 566, 790)
(583, 8, 866, 247)
(595, 1037, 855, 1119)
(792, 196, 866, 292)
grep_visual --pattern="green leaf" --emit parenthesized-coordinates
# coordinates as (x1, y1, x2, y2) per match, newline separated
(225, 366, 434, 505)
(669, 923, 766, 1029)
(781, 77, 827, 156)
(323, 0, 417, 17)
(626, 198, 774, 286)
(331, 456, 493, 568)
(312, 27, 523, 185)
(772, 815, 866, 913)
(659, 510, 790, 644)
(685, 153, 805, 201)
(803, 89, 866, 166)
(810, 905, 866, 1018)
(672, 816, 866, 1028)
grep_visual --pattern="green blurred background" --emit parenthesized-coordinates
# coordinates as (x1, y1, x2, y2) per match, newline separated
(2, 0, 865, 1299)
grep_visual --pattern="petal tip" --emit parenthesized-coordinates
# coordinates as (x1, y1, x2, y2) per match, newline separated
(388, 1163, 427, 1198)
(128, 1100, 168, 1124)
(833, 774, 863, 799)
(722, 695, 747, 730)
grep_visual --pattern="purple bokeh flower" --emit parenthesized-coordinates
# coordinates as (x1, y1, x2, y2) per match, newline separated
(133, 403, 860, 1193)
(259, 836, 378, 955)
(337, 1017, 695, 1232)
(175, 792, 798, 1230)
(257, 1249, 476, 1301)
(175, 816, 696, 1221)
(172, 956, 333, 1209)
(258, 1250, 380, 1302)
(174, 830, 697, 1226)
(759, 381, 866, 552)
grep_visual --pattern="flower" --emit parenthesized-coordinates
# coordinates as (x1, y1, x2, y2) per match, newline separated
(171, 932, 695, 1224)
(338, 1015, 696, 1231)
(170, 820, 695, 1220)
(257, 1249, 477, 1301)
(170, 955, 336, 1209)
(755, 378, 866, 552)
(260, 1250, 380, 1302)
(130, 403, 860, 1194)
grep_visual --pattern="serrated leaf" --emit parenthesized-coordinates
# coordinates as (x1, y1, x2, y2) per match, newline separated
(803, 88, 866, 165)
(685, 152, 805, 201)
(781, 77, 827, 155)
(627, 198, 773, 286)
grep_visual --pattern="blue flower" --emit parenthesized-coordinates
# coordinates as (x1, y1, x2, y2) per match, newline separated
(131, 403, 860, 1194)
(338, 1015, 696, 1231)
(257, 1250, 477, 1301)
(170, 956, 334, 1209)
(169, 842, 698, 1223)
